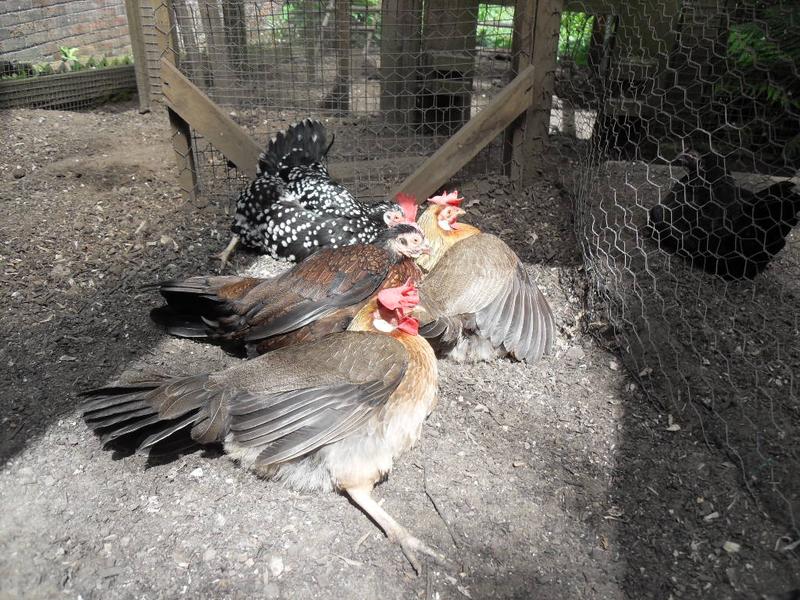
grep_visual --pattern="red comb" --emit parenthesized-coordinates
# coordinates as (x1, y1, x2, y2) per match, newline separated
(395, 193, 418, 223)
(377, 278, 419, 311)
(427, 190, 463, 206)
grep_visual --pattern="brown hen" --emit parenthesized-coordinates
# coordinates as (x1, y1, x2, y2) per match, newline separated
(82, 281, 447, 572)
(151, 224, 426, 356)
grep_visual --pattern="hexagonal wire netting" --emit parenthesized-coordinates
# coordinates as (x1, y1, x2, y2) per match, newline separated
(155, 0, 799, 538)
(558, 0, 799, 538)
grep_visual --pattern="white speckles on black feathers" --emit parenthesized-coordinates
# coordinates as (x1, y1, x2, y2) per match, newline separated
(232, 119, 396, 263)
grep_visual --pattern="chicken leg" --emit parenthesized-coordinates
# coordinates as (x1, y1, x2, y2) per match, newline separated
(346, 486, 452, 574)
(217, 234, 240, 268)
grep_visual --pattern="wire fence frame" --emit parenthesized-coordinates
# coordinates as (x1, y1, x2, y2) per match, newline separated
(143, 0, 562, 206)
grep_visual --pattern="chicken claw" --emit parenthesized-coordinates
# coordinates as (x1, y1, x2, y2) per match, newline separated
(393, 529, 453, 575)
(216, 235, 240, 268)
(346, 486, 453, 574)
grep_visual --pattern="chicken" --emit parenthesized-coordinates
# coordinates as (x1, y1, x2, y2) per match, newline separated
(219, 119, 407, 265)
(82, 281, 448, 572)
(646, 150, 800, 279)
(413, 191, 555, 362)
(152, 224, 428, 356)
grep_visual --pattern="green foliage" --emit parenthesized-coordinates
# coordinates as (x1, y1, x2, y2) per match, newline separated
(475, 6, 594, 63)
(477, 4, 513, 49)
(0, 53, 134, 81)
(559, 11, 594, 65)
(59, 46, 81, 63)
(719, 7, 800, 110)
(351, 0, 382, 42)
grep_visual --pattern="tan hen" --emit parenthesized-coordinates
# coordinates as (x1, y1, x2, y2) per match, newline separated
(414, 191, 555, 362)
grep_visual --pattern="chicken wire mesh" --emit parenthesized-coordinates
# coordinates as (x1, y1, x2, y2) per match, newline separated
(152, 0, 525, 201)
(0, 64, 138, 111)
(148, 0, 799, 540)
(553, 0, 800, 538)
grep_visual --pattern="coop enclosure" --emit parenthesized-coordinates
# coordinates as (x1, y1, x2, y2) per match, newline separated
(135, 0, 799, 540)
(131, 0, 563, 202)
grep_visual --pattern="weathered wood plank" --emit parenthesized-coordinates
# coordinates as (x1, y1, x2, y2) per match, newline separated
(392, 64, 537, 202)
(124, 0, 152, 111)
(160, 59, 262, 178)
(504, 0, 561, 185)
(151, 0, 199, 200)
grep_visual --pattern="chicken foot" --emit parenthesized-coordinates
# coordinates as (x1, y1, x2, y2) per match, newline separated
(347, 486, 452, 574)
(217, 235, 240, 268)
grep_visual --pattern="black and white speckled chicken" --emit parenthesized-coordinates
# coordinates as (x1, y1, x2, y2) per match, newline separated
(218, 119, 405, 265)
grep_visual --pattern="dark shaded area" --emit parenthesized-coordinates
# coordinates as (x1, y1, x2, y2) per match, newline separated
(0, 105, 236, 466)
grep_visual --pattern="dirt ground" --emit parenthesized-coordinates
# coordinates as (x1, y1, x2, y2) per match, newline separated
(1, 104, 798, 600)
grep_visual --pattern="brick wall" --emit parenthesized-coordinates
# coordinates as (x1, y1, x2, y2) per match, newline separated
(0, 0, 132, 64)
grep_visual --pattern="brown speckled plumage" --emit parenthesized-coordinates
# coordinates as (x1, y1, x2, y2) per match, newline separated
(151, 228, 423, 357)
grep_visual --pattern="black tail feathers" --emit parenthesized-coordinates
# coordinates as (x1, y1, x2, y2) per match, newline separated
(81, 374, 225, 453)
(149, 276, 246, 340)
(257, 119, 331, 177)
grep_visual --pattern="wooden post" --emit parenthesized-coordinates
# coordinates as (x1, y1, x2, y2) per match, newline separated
(222, 0, 247, 83)
(124, 0, 152, 112)
(380, 0, 423, 130)
(504, 0, 562, 186)
(151, 0, 199, 201)
(171, 0, 203, 84)
(323, 0, 351, 113)
(198, 0, 232, 101)
(419, 0, 479, 134)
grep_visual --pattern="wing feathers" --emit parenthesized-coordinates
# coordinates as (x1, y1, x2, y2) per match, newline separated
(419, 234, 555, 362)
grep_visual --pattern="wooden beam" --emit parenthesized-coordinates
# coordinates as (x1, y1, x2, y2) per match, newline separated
(380, 0, 423, 129)
(162, 60, 423, 184)
(392, 64, 537, 202)
(124, 0, 152, 112)
(151, 0, 199, 200)
(504, 0, 561, 185)
(161, 59, 261, 178)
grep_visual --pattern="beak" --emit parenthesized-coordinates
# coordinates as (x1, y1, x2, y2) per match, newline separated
(419, 240, 433, 255)
(452, 207, 466, 219)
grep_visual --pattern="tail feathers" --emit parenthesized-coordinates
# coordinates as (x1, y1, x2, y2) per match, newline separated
(755, 180, 800, 221)
(150, 306, 211, 338)
(151, 276, 250, 338)
(81, 374, 225, 452)
(157, 276, 242, 310)
(257, 119, 331, 177)
(150, 307, 248, 345)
